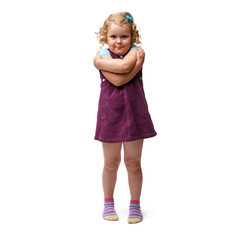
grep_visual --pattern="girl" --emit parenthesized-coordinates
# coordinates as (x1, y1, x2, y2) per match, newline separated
(94, 12, 157, 224)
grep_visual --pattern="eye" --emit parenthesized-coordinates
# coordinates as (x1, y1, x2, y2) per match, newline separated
(110, 35, 116, 38)
(121, 35, 128, 39)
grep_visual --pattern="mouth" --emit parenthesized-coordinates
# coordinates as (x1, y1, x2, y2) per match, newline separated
(111, 46, 128, 55)
(115, 47, 124, 51)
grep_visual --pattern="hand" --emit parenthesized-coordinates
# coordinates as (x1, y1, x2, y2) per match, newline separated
(93, 51, 100, 69)
(136, 47, 145, 69)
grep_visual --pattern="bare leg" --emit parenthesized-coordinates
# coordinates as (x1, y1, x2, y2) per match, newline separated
(123, 139, 144, 201)
(102, 142, 122, 199)
(102, 142, 122, 221)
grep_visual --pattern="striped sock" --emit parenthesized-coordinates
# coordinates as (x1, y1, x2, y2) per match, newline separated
(102, 198, 119, 221)
(128, 200, 143, 224)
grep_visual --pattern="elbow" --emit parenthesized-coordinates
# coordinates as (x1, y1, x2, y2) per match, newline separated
(108, 75, 124, 87)
(113, 80, 122, 87)
(94, 59, 100, 69)
(112, 78, 125, 87)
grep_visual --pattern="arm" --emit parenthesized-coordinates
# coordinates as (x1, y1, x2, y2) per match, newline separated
(94, 49, 137, 73)
(101, 48, 145, 87)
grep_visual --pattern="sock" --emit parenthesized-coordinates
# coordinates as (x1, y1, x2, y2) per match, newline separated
(102, 198, 119, 221)
(128, 200, 143, 223)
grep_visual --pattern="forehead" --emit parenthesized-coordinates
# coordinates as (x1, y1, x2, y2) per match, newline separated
(107, 23, 131, 35)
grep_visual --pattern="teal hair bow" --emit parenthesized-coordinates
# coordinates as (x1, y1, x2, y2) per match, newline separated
(125, 15, 133, 22)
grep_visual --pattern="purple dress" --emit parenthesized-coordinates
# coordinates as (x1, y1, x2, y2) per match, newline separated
(95, 49, 157, 143)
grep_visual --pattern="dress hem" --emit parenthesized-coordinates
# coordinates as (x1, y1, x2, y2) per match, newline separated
(94, 132, 157, 143)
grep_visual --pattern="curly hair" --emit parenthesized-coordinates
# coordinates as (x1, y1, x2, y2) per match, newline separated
(96, 12, 141, 47)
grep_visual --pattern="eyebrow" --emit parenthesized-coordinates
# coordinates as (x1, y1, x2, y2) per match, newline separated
(108, 32, 130, 36)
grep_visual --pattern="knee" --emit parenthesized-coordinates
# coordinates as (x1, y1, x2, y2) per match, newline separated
(104, 157, 121, 172)
(124, 157, 141, 172)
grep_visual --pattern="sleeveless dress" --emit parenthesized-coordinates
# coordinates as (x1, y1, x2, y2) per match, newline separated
(94, 49, 157, 143)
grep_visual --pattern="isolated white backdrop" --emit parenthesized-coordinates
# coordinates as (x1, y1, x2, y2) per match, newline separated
(0, 0, 240, 239)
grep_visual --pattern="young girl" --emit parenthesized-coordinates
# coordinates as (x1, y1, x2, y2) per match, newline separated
(94, 12, 157, 224)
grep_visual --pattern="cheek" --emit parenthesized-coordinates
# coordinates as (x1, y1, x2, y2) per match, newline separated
(107, 41, 112, 47)
(125, 39, 131, 47)
(126, 37, 131, 44)
(108, 39, 115, 45)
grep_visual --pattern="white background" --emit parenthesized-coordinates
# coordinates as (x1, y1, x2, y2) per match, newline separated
(0, 0, 240, 239)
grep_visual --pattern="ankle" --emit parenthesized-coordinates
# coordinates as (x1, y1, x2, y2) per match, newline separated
(130, 199, 140, 205)
(104, 198, 114, 202)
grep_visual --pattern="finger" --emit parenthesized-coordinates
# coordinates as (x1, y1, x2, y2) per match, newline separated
(137, 48, 142, 55)
(139, 48, 144, 57)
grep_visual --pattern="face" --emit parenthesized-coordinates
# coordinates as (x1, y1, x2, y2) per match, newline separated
(107, 23, 132, 56)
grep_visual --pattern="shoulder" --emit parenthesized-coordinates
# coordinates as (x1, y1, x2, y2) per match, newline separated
(99, 48, 110, 56)
(130, 46, 137, 51)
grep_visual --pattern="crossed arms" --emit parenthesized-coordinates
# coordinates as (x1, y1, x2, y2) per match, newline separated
(93, 48, 145, 87)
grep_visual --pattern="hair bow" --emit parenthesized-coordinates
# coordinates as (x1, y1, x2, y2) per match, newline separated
(125, 15, 133, 22)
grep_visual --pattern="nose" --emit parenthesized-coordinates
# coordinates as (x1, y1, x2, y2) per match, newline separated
(116, 37, 122, 44)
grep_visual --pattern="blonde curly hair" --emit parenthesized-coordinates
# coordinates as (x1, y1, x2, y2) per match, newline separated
(96, 12, 141, 47)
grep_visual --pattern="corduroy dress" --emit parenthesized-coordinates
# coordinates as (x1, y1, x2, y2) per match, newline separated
(95, 49, 157, 143)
